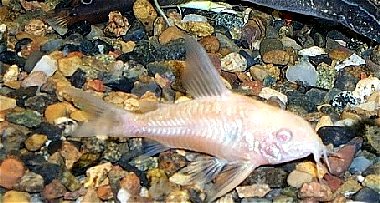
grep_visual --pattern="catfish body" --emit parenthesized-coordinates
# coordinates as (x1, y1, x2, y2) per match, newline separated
(64, 36, 328, 202)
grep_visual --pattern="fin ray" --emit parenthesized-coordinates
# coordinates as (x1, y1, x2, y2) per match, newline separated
(183, 36, 230, 98)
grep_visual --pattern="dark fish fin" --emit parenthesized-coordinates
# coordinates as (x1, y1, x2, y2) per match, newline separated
(170, 156, 227, 187)
(182, 36, 230, 98)
(205, 162, 256, 202)
(45, 10, 70, 35)
(62, 87, 136, 137)
(142, 139, 170, 157)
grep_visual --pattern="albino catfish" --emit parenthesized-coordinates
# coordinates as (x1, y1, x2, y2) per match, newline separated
(64, 36, 329, 202)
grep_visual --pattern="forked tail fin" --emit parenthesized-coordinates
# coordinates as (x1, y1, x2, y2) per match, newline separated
(62, 87, 137, 137)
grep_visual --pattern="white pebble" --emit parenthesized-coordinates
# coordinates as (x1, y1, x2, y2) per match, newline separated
(221, 52, 247, 72)
(32, 55, 58, 76)
(334, 53, 365, 71)
(286, 57, 317, 86)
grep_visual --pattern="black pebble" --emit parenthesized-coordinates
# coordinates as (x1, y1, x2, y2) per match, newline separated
(15, 38, 32, 52)
(353, 187, 380, 203)
(0, 50, 26, 67)
(70, 69, 87, 88)
(122, 21, 146, 42)
(21, 153, 62, 185)
(6, 86, 38, 107)
(239, 50, 260, 67)
(65, 20, 92, 37)
(46, 140, 63, 154)
(131, 81, 161, 97)
(100, 72, 135, 92)
(334, 70, 359, 91)
(317, 126, 357, 146)
(79, 40, 94, 55)
(33, 122, 63, 142)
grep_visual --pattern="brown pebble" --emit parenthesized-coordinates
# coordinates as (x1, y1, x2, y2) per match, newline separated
(327, 145, 356, 176)
(42, 179, 67, 200)
(57, 54, 82, 76)
(0, 157, 26, 189)
(159, 26, 185, 45)
(21, 71, 47, 87)
(45, 102, 75, 123)
(97, 185, 113, 200)
(120, 172, 141, 196)
(323, 173, 343, 192)
(25, 133, 47, 151)
(85, 79, 105, 92)
(262, 50, 291, 65)
(199, 35, 220, 53)
(82, 187, 102, 203)
(329, 47, 352, 61)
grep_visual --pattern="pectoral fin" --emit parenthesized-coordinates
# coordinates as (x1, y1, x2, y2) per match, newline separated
(205, 162, 256, 202)
(169, 156, 227, 187)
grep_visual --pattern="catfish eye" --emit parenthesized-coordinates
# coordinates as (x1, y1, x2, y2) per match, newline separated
(275, 128, 293, 142)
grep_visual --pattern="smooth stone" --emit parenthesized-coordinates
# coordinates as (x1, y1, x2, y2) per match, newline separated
(287, 170, 313, 188)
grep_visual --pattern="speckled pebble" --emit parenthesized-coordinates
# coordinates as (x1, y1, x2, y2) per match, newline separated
(221, 52, 247, 72)
(363, 175, 380, 192)
(17, 172, 44, 192)
(6, 110, 42, 127)
(335, 179, 361, 197)
(61, 171, 81, 192)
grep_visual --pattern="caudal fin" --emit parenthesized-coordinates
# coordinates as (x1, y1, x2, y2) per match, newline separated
(62, 87, 136, 137)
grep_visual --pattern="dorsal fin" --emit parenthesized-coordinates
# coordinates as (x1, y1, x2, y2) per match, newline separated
(182, 36, 230, 98)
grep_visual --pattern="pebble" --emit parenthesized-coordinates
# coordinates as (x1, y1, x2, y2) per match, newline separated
(259, 38, 283, 56)
(335, 53, 366, 71)
(286, 57, 317, 86)
(3, 64, 19, 82)
(287, 170, 313, 188)
(363, 175, 380, 192)
(0, 95, 16, 111)
(334, 71, 359, 91)
(133, 0, 157, 32)
(57, 54, 82, 76)
(17, 172, 44, 192)
(84, 162, 113, 188)
(42, 179, 67, 200)
(236, 184, 271, 198)
(159, 26, 185, 45)
(318, 126, 356, 146)
(120, 172, 141, 196)
(323, 173, 343, 192)
(246, 167, 288, 188)
(20, 71, 47, 87)
(104, 11, 130, 37)
(221, 52, 247, 72)
(335, 179, 361, 197)
(259, 87, 288, 106)
(2, 190, 31, 203)
(61, 171, 81, 192)
(352, 76, 380, 103)
(295, 162, 327, 179)
(44, 102, 75, 124)
(177, 19, 214, 37)
(353, 187, 380, 202)
(349, 156, 373, 174)
(328, 145, 356, 176)
(298, 46, 326, 56)
(82, 188, 102, 203)
(299, 182, 333, 201)
(0, 157, 26, 189)
(364, 126, 380, 154)
(97, 185, 113, 200)
(262, 50, 291, 65)
(199, 35, 220, 53)
(6, 110, 42, 127)
(25, 133, 47, 151)
(60, 141, 81, 170)
(31, 54, 57, 76)
(315, 115, 333, 131)
(131, 81, 161, 97)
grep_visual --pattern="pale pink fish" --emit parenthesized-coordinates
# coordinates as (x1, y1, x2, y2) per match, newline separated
(64, 36, 329, 202)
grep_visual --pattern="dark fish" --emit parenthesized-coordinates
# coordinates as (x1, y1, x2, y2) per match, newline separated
(46, 0, 134, 35)
(243, 0, 380, 42)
